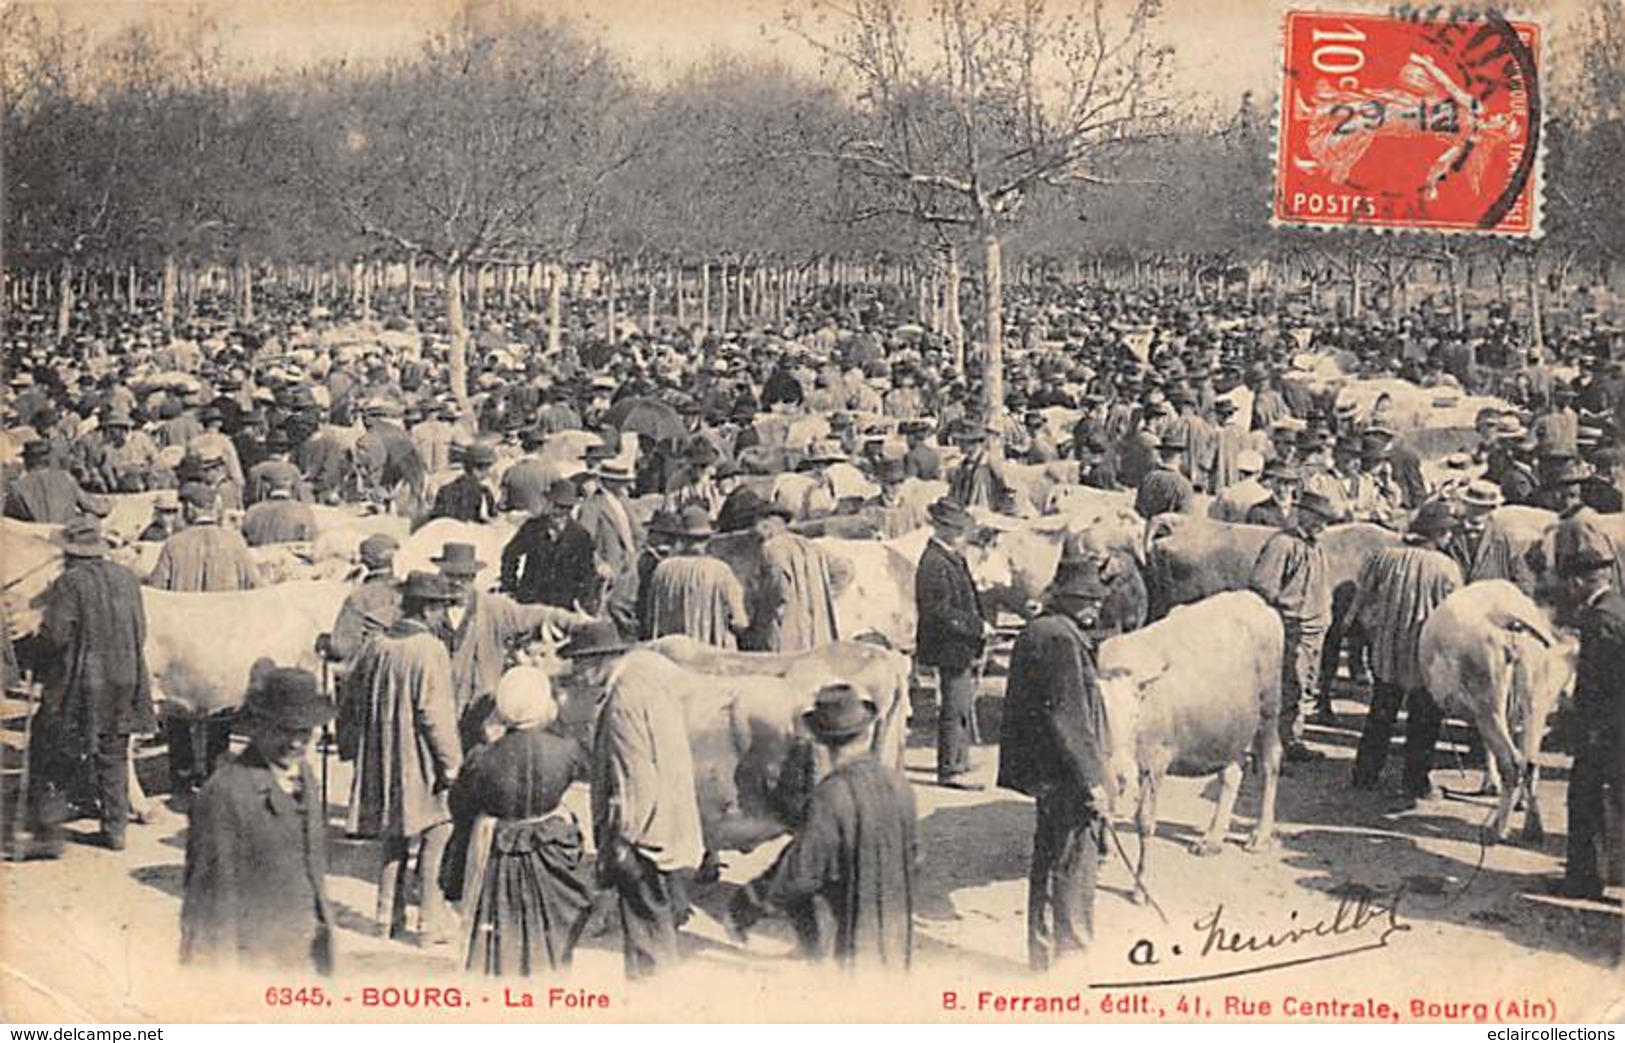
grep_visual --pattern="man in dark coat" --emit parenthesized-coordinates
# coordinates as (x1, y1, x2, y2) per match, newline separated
(1553, 548, 1625, 899)
(21, 518, 154, 856)
(500, 480, 599, 609)
(430, 441, 500, 523)
(180, 667, 335, 972)
(1134, 431, 1196, 519)
(998, 560, 1111, 971)
(728, 683, 917, 968)
(914, 497, 990, 790)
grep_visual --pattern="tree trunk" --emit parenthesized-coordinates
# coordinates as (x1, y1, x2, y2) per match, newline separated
(161, 256, 178, 333)
(981, 226, 1005, 422)
(737, 262, 747, 325)
(606, 268, 618, 344)
(1526, 251, 1545, 361)
(56, 261, 74, 338)
(701, 262, 711, 335)
(406, 254, 418, 318)
(945, 244, 965, 376)
(240, 258, 254, 323)
(127, 263, 138, 314)
(646, 281, 656, 336)
(445, 260, 470, 408)
(547, 264, 564, 356)
(1446, 252, 1465, 332)
(717, 261, 730, 334)
(1349, 256, 1364, 318)
(676, 266, 688, 328)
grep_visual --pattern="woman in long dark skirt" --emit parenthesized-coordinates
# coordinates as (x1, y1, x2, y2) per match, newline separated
(443, 666, 592, 975)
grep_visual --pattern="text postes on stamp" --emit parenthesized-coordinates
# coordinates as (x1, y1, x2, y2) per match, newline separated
(1274, 7, 1542, 236)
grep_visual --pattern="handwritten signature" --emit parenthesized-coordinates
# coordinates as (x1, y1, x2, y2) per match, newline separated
(1099, 884, 1412, 989)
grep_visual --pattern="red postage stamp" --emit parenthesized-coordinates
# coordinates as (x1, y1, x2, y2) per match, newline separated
(1273, 8, 1542, 236)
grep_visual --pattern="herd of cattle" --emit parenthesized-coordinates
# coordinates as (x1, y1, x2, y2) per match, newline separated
(0, 371, 1586, 878)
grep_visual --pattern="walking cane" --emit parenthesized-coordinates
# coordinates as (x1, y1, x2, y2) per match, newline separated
(318, 652, 332, 815)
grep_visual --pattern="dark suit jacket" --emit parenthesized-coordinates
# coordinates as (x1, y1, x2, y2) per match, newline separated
(1574, 591, 1625, 756)
(501, 516, 598, 608)
(430, 473, 498, 523)
(180, 749, 333, 972)
(913, 539, 986, 670)
(998, 612, 1107, 798)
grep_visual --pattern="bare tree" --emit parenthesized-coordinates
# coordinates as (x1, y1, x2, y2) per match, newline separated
(790, 0, 1170, 419)
(304, 3, 634, 404)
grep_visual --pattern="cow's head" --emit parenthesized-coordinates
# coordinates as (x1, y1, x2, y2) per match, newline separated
(1094, 659, 1172, 815)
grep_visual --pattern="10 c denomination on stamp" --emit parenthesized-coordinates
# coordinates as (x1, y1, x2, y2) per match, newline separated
(1274, 7, 1542, 235)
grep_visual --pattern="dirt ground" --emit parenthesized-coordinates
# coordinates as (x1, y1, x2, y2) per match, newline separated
(2, 688, 1620, 1024)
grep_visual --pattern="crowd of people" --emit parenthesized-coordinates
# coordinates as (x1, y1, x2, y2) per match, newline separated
(4, 276, 1621, 979)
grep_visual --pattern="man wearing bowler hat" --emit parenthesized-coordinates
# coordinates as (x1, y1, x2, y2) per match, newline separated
(915, 497, 991, 790)
(345, 571, 465, 944)
(181, 667, 336, 972)
(998, 559, 1112, 971)
(500, 479, 600, 611)
(859, 457, 928, 538)
(429, 440, 500, 523)
(728, 682, 917, 968)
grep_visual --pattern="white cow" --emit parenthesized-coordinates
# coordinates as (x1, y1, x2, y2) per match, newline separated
(1419, 580, 1577, 844)
(395, 516, 518, 593)
(1097, 591, 1284, 900)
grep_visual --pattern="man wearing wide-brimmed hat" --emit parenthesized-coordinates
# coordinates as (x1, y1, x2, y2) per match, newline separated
(180, 667, 335, 972)
(1251, 489, 1341, 756)
(355, 396, 428, 516)
(1134, 429, 1196, 520)
(4, 438, 105, 524)
(581, 457, 644, 562)
(900, 418, 941, 481)
(740, 490, 838, 653)
(322, 533, 403, 668)
(345, 571, 465, 944)
(148, 481, 259, 595)
(1349, 500, 1463, 806)
(997, 558, 1112, 971)
(17, 518, 154, 859)
(915, 497, 991, 791)
(727, 682, 917, 968)
(1246, 458, 1301, 528)
(643, 507, 749, 649)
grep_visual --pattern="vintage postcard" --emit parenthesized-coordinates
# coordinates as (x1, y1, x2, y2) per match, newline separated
(1, 0, 1621, 1026)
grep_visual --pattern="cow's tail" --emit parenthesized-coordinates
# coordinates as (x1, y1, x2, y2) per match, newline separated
(874, 651, 911, 772)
